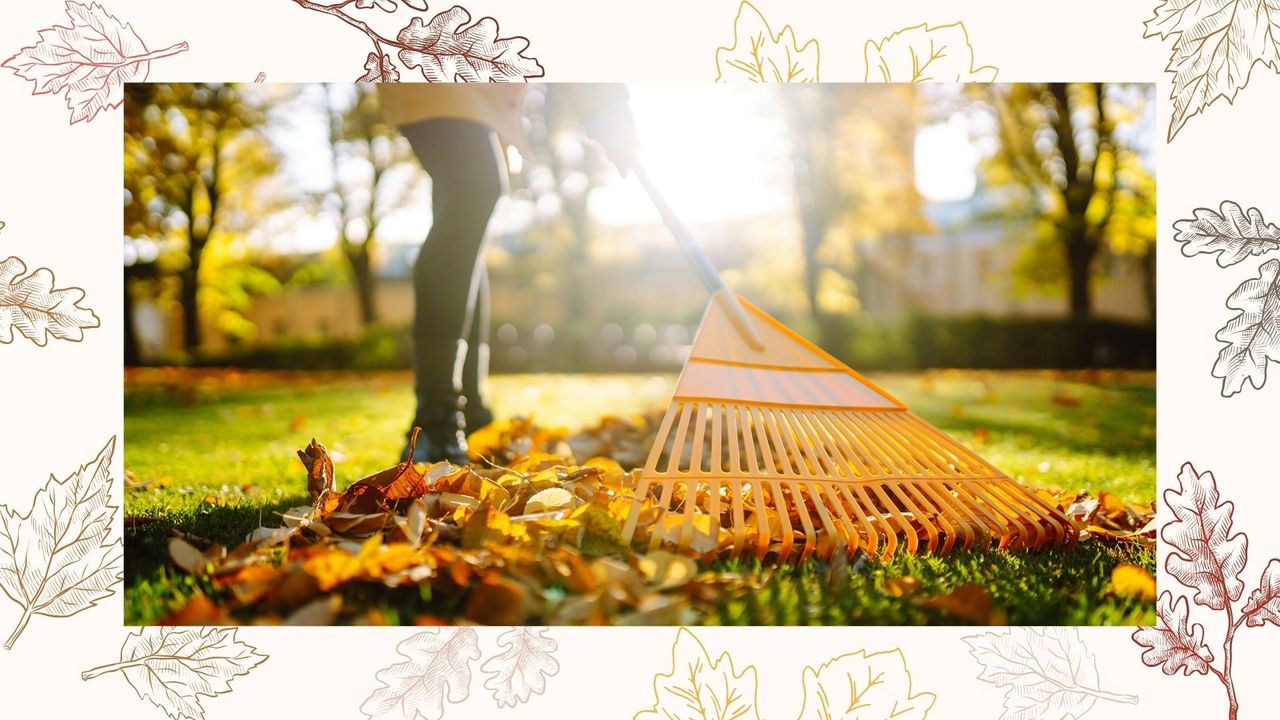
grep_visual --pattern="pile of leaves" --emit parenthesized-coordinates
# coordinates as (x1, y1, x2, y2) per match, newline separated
(157, 416, 1156, 625)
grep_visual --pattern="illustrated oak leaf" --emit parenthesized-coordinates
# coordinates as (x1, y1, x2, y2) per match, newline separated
(1175, 201, 1280, 266)
(481, 626, 559, 708)
(2, 1, 189, 124)
(1146, 0, 1280, 140)
(864, 21, 998, 82)
(0, 256, 100, 345)
(81, 627, 266, 720)
(1242, 558, 1280, 626)
(964, 627, 1135, 720)
(0, 437, 121, 650)
(358, 52, 400, 82)
(1213, 259, 1280, 396)
(714, 0, 820, 83)
(635, 628, 760, 720)
(1163, 462, 1247, 608)
(796, 648, 934, 720)
(362, 627, 482, 720)
(395, 6, 544, 82)
(1132, 592, 1214, 676)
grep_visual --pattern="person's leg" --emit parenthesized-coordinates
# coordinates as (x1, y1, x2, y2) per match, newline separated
(400, 117, 503, 463)
(461, 261, 494, 430)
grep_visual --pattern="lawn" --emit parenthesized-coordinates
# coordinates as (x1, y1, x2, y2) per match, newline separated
(123, 368, 1156, 626)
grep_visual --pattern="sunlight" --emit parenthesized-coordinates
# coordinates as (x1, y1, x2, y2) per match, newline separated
(914, 115, 978, 203)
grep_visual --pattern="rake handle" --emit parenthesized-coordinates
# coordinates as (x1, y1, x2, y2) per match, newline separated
(632, 163, 766, 352)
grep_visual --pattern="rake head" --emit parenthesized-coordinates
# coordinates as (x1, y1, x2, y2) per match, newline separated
(620, 291, 1074, 562)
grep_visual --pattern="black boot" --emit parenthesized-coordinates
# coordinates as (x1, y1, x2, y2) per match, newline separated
(402, 395, 469, 465)
(461, 341, 495, 431)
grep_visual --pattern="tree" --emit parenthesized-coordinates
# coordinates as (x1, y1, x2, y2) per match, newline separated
(322, 84, 420, 325)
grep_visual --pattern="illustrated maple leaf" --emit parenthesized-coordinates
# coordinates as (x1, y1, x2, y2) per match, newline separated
(634, 628, 760, 720)
(796, 648, 934, 720)
(1144, 0, 1280, 140)
(81, 627, 266, 720)
(0, 256, 100, 346)
(1175, 201, 1280, 266)
(362, 627, 482, 720)
(358, 52, 400, 82)
(714, 0, 820, 83)
(396, 6, 544, 82)
(864, 21, 998, 82)
(1213, 259, 1280, 396)
(481, 627, 559, 708)
(1241, 558, 1280, 626)
(1133, 592, 1215, 676)
(2, 1, 188, 124)
(0, 437, 121, 650)
(964, 627, 1136, 720)
(1163, 463, 1247, 609)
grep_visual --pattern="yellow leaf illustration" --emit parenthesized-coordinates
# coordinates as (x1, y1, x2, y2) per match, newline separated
(715, 0, 819, 83)
(636, 628, 760, 720)
(864, 22, 997, 82)
(797, 648, 935, 720)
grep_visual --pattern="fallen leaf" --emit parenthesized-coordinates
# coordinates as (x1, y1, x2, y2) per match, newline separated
(923, 583, 1005, 624)
(466, 575, 528, 625)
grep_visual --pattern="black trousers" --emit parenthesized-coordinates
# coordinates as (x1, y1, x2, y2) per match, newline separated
(399, 118, 503, 405)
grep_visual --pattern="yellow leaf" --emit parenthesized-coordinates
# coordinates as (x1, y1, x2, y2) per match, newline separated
(1112, 563, 1156, 601)
(797, 648, 934, 720)
(714, 0, 819, 83)
(526, 487, 575, 514)
(635, 628, 760, 720)
(637, 551, 698, 591)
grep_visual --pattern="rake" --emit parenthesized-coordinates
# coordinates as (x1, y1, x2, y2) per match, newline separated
(620, 165, 1074, 561)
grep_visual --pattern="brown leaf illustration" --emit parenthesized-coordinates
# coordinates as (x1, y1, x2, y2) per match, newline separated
(481, 627, 559, 708)
(1214, 259, 1280, 396)
(965, 627, 1136, 720)
(2, 1, 188, 124)
(864, 21, 998, 82)
(0, 256, 100, 345)
(797, 647, 935, 720)
(362, 627, 481, 720)
(1133, 592, 1214, 676)
(1242, 558, 1280, 626)
(1163, 463, 1247, 609)
(357, 52, 400, 82)
(635, 628, 760, 720)
(1175, 201, 1280, 267)
(714, 0, 820, 83)
(396, 7, 544, 82)
(0, 437, 121, 649)
(1145, 0, 1280, 139)
(81, 627, 266, 720)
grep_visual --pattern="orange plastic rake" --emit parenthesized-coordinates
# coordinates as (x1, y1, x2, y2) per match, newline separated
(620, 165, 1073, 561)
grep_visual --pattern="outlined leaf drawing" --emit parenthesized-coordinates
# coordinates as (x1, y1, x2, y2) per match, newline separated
(1144, 0, 1280, 140)
(714, 0, 820, 82)
(81, 627, 266, 720)
(1241, 558, 1280, 626)
(1213, 258, 1280, 396)
(1133, 592, 1214, 676)
(1163, 462, 1247, 609)
(357, 52, 400, 82)
(395, 7, 544, 82)
(0, 256, 100, 346)
(1175, 201, 1280, 267)
(481, 627, 559, 708)
(864, 21, 998, 82)
(362, 627, 482, 720)
(635, 627, 760, 720)
(797, 648, 935, 720)
(2, 1, 188, 124)
(964, 627, 1137, 720)
(0, 437, 120, 650)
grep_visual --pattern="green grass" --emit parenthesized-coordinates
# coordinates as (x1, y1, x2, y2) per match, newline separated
(123, 369, 1155, 625)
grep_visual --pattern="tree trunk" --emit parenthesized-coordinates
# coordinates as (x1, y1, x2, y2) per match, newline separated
(349, 247, 377, 325)
(123, 278, 141, 365)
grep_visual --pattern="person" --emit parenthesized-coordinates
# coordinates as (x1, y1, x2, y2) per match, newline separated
(377, 84, 637, 464)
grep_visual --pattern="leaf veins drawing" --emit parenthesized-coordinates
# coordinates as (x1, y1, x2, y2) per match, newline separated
(2, 1, 189, 125)
(0, 437, 121, 649)
(1173, 201, 1280, 396)
(0, 255, 100, 346)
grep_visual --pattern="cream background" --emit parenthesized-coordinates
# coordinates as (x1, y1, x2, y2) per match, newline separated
(1, 0, 1273, 716)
